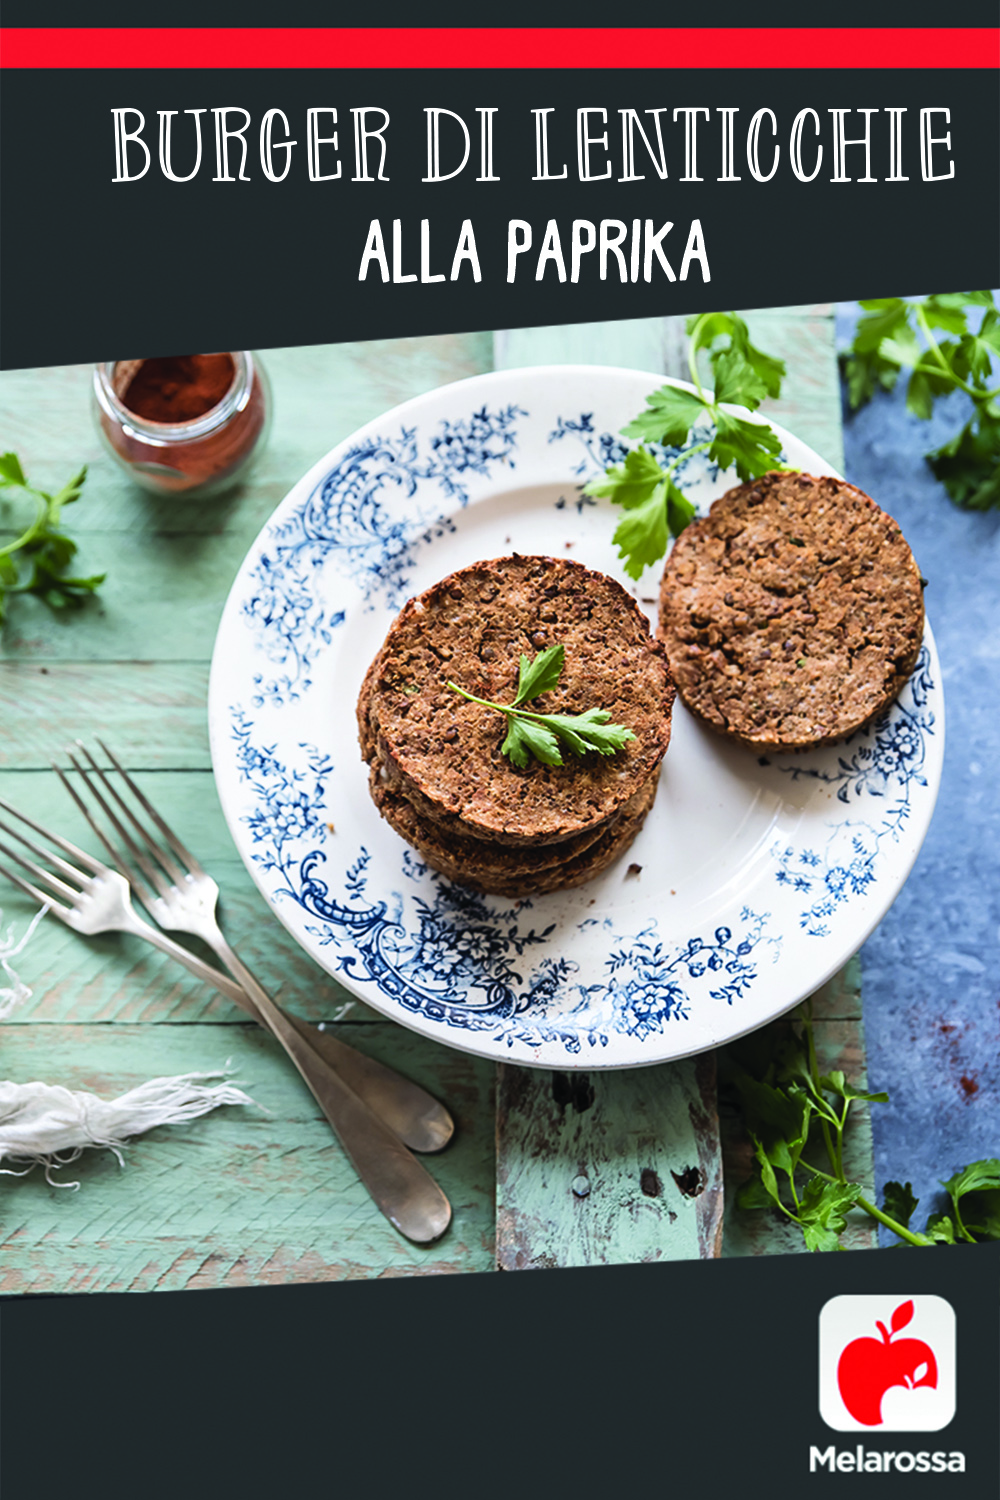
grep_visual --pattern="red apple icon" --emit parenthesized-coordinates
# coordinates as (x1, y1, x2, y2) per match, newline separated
(837, 1300, 938, 1426)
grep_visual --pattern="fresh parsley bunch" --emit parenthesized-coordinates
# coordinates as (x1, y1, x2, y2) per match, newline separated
(448, 643, 635, 770)
(583, 312, 788, 579)
(0, 453, 105, 623)
(842, 292, 1000, 510)
(726, 1003, 1000, 1251)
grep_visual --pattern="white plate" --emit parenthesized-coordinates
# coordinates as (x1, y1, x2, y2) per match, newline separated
(208, 366, 943, 1070)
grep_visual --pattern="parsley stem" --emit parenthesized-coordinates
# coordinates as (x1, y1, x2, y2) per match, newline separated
(686, 313, 711, 401)
(0, 490, 49, 560)
(798, 1162, 838, 1183)
(907, 358, 980, 400)
(915, 303, 952, 377)
(801, 1001, 841, 1177)
(855, 1195, 930, 1249)
(446, 682, 543, 722)
(664, 439, 712, 476)
(950, 1196, 977, 1244)
(798, 1162, 929, 1246)
(912, 305, 985, 400)
(447, 680, 610, 733)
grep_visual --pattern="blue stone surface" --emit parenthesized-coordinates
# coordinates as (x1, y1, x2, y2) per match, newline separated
(836, 302, 1000, 1238)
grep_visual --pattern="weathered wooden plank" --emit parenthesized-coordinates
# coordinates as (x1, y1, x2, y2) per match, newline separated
(0, 1022, 495, 1293)
(0, 529, 254, 661)
(720, 959, 878, 1256)
(0, 766, 300, 868)
(0, 866, 371, 1028)
(496, 318, 668, 376)
(743, 306, 844, 473)
(0, 661, 211, 770)
(496, 1055, 722, 1270)
(0, 332, 495, 661)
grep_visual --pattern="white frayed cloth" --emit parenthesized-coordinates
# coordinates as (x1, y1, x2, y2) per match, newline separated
(0, 905, 256, 1187)
(0, 1072, 256, 1187)
(0, 903, 48, 1020)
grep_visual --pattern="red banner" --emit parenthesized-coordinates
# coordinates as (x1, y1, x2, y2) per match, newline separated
(2, 26, 997, 69)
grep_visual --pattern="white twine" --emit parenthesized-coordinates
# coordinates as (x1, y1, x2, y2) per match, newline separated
(0, 902, 49, 1020)
(0, 905, 257, 1187)
(0, 1071, 257, 1188)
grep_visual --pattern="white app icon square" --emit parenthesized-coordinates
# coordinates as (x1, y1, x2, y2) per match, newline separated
(819, 1295, 957, 1432)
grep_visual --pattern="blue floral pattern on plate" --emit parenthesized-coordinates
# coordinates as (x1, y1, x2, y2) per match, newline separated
(768, 646, 936, 936)
(548, 411, 718, 501)
(241, 405, 522, 705)
(229, 709, 780, 1050)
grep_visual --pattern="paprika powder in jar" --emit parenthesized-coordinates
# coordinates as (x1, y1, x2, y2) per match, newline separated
(92, 351, 271, 497)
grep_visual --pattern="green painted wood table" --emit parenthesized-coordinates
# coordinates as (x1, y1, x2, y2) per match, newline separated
(0, 308, 875, 1292)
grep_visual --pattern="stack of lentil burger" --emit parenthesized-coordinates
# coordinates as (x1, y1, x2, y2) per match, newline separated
(357, 554, 675, 898)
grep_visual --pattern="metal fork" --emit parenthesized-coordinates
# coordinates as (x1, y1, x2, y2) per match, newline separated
(52, 743, 452, 1157)
(0, 795, 451, 1244)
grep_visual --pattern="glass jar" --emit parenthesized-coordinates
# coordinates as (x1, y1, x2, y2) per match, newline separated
(92, 350, 271, 498)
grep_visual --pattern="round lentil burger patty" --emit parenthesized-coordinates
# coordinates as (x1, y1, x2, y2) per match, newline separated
(658, 471, 925, 752)
(362, 555, 674, 846)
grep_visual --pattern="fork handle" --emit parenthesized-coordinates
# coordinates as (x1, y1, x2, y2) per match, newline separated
(279, 1011, 453, 1155)
(124, 916, 451, 1243)
(206, 934, 453, 1246)
(122, 917, 452, 1153)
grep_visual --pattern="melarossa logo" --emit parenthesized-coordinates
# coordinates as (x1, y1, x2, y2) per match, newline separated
(809, 1447, 965, 1474)
(819, 1295, 956, 1431)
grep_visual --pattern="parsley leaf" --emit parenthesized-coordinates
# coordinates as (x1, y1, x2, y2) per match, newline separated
(583, 448, 696, 579)
(0, 453, 27, 486)
(610, 479, 669, 581)
(926, 413, 1000, 510)
(537, 708, 636, 758)
(709, 408, 785, 483)
(500, 715, 562, 770)
(0, 454, 105, 624)
(583, 312, 790, 578)
(820, 1071, 890, 1105)
(923, 1213, 957, 1245)
(688, 310, 786, 398)
(448, 645, 636, 770)
(620, 384, 707, 446)
(511, 642, 565, 706)
(584, 446, 664, 509)
(842, 293, 1000, 511)
(712, 347, 770, 409)
(881, 1181, 919, 1231)
(941, 1158, 1000, 1243)
(798, 1179, 863, 1253)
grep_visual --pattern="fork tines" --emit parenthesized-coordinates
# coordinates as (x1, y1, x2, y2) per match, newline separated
(0, 793, 101, 913)
(54, 741, 201, 905)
